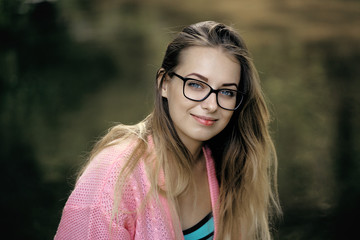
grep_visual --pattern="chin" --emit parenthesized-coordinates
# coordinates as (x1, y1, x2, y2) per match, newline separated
(194, 134, 217, 142)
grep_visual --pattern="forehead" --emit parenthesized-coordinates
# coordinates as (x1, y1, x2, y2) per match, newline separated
(176, 46, 241, 85)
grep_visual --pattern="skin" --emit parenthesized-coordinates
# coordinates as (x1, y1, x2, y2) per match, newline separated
(161, 46, 240, 157)
(160, 46, 241, 230)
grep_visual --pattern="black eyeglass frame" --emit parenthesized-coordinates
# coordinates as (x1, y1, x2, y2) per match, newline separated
(169, 72, 244, 111)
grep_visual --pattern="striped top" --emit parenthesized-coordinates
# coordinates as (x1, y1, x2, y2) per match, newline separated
(183, 212, 214, 240)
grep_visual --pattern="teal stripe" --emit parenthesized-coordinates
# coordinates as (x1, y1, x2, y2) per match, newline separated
(184, 216, 214, 240)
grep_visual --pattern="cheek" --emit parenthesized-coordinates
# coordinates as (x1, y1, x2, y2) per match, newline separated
(166, 90, 186, 120)
(223, 111, 234, 124)
(167, 85, 193, 112)
(166, 82, 183, 105)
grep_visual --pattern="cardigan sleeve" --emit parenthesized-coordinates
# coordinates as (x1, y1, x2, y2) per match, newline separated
(55, 141, 139, 240)
(55, 203, 133, 240)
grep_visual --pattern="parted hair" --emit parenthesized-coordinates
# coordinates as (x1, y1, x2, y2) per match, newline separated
(87, 21, 281, 239)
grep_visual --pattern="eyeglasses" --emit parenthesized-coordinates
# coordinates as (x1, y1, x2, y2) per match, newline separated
(169, 72, 244, 111)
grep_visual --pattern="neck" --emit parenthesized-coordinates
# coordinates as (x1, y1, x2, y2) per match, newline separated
(185, 142, 205, 166)
(174, 131, 205, 165)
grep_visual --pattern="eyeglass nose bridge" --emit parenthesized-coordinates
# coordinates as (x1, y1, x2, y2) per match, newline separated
(208, 89, 228, 112)
(199, 87, 221, 102)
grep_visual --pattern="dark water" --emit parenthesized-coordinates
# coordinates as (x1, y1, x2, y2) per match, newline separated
(1, 1, 359, 239)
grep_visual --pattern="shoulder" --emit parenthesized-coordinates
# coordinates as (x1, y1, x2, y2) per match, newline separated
(66, 136, 148, 208)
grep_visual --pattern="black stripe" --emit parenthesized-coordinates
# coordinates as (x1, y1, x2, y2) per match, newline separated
(182, 212, 213, 235)
(199, 231, 214, 240)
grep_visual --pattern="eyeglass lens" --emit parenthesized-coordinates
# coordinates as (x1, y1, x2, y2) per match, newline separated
(184, 79, 241, 110)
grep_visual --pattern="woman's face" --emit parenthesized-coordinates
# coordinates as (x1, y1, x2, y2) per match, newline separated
(161, 46, 241, 150)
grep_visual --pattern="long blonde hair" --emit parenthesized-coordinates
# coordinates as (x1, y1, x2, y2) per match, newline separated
(86, 21, 281, 239)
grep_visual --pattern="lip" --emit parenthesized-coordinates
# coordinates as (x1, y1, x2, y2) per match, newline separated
(191, 114, 218, 126)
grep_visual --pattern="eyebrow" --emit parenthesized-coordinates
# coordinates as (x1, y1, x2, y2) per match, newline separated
(222, 83, 238, 88)
(186, 73, 208, 81)
(185, 73, 239, 88)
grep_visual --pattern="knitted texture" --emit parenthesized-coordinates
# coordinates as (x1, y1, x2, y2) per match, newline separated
(55, 139, 219, 240)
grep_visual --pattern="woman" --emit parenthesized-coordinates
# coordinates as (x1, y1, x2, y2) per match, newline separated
(55, 21, 281, 240)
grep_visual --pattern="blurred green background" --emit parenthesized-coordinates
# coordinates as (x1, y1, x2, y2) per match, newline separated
(1, 0, 359, 239)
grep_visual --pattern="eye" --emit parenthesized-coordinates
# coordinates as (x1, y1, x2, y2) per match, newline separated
(219, 89, 236, 97)
(187, 80, 206, 90)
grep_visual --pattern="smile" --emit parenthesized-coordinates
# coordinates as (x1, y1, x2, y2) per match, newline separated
(191, 114, 218, 126)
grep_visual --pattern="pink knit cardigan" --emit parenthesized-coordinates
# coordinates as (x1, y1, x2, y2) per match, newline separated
(55, 139, 220, 239)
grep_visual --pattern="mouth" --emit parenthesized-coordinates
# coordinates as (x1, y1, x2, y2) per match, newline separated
(191, 114, 218, 126)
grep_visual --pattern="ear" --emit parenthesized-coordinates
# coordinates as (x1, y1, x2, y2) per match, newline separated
(157, 68, 169, 98)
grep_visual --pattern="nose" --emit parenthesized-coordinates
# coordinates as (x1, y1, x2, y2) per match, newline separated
(201, 92, 218, 112)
